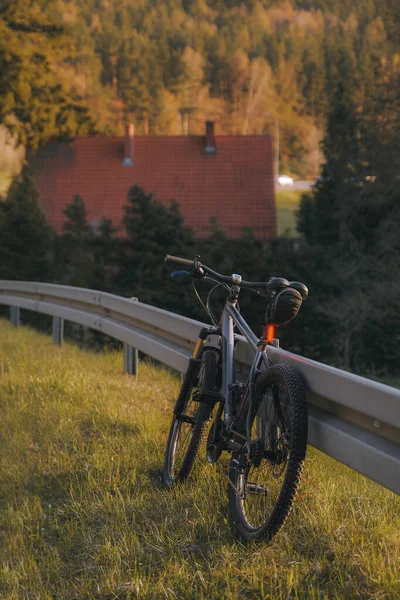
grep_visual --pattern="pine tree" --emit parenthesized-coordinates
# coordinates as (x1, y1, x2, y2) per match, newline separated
(91, 217, 120, 293)
(117, 185, 195, 315)
(57, 195, 96, 287)
(298, 83, 362, 245)
(297, 68, 400, 374)
(0, 165, 55, 281)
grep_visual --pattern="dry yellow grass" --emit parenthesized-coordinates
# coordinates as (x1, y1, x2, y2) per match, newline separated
(0, 319, 399, 599)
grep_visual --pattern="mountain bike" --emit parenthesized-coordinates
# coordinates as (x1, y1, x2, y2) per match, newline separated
(162, 254, 309, 543)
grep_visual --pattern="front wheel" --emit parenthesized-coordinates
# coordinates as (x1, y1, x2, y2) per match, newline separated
(228, 364, 308, 543)
(163, 348, 219, 487)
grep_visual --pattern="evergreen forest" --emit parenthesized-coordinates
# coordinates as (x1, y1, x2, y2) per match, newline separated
(0, 0, 400, 379)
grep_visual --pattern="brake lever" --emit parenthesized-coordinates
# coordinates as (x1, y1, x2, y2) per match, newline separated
(171, 270, 191, 278)
(192, 267, 205, 279)
(193, 257, 205, 279)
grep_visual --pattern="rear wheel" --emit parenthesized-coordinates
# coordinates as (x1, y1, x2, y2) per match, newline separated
(228, 364, 307, 542)
(163, 349, 219, 487)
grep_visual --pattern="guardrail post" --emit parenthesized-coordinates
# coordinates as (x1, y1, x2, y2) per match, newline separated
(52, 317, 64, 346)
(124, 343, 138, 376)
(10, 306, 20, 327)
(123, 297, 139, 376)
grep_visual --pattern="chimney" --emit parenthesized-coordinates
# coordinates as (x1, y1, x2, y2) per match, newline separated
(204, 121, 216, 154)
(122, 123, 134, 165)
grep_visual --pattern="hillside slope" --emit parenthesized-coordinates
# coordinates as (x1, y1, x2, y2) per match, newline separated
(0, 320, 399, 599)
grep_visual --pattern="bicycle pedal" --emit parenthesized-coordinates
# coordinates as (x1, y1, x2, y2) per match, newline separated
(246, 482, 268, 496)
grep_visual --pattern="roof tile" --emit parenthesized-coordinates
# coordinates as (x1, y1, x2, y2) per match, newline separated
(30, 134, 276, 240)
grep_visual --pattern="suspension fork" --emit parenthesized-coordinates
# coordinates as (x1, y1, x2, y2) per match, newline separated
(173, 326, 218, 416)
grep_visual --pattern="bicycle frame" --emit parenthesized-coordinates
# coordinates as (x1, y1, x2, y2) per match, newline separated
(223, 298, 273, 421)
(193, 289, 272, 433)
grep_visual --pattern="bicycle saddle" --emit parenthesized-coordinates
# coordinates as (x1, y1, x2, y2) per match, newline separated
(266, 277, 290, 290)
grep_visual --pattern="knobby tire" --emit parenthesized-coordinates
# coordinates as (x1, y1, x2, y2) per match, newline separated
(228, 364, 308, 543)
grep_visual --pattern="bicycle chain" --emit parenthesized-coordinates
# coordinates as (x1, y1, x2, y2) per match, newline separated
(211, 429, 284, 497)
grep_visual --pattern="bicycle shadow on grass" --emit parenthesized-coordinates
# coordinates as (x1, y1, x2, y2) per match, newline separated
(144, 455, 340, 565)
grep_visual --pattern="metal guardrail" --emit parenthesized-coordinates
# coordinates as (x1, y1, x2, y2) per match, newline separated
(1, 280, 399, 496)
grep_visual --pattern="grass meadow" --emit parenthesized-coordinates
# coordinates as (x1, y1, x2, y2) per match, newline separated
(0, 320, 399, 599)
(275, 190, 304, 238)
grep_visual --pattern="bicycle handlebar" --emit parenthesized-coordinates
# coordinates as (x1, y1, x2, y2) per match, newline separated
(164, 254, 308, 299)
(165, 254, 196, 269)
(165, 253, 240, 285)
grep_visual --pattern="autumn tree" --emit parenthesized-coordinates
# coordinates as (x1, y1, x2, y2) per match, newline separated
(0, 0, 95, 149)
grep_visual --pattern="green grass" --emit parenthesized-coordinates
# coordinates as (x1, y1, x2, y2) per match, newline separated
(0, 319, 399, 599)
(275, 190, 304, 238)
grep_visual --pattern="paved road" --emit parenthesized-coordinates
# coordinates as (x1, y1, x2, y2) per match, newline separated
(276, 180, 314, 192)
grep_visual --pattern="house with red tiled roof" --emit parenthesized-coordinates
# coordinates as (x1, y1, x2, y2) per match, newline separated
(29, 122, 276, 240)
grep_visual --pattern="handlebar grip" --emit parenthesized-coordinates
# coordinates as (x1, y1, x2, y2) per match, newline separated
(165, 254, 196, 268)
